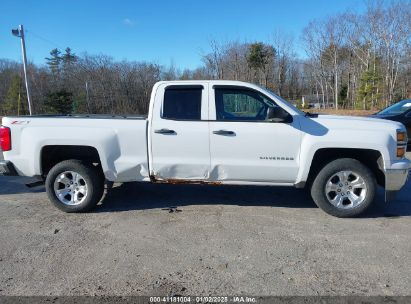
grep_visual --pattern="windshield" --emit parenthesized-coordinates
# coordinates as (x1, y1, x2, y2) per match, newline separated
(258, 86, 306, 115)
(378, 99, 411, 115)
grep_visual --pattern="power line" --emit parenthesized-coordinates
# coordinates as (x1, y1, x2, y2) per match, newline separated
(25, 28, 64, 50)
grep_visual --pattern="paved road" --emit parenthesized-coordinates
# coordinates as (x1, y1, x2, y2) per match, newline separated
(0, 153, 410, 296)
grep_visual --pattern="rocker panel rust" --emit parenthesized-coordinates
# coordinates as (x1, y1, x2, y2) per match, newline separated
(150, 175, 222, 185)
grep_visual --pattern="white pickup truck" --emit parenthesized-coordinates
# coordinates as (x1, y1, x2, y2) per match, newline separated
(1, 81, 410, 217)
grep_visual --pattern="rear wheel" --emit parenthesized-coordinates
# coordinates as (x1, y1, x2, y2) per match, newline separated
(310, 158, 376, 217)
(45, 160, 104, 212)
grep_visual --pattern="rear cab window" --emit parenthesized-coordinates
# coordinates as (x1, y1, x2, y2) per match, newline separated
(162, 86, 203, 120)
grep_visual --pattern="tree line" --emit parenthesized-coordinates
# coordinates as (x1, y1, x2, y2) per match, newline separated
(0, 1, 410, 116)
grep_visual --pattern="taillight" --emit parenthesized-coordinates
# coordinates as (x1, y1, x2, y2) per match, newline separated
(0, 126, 11, 151)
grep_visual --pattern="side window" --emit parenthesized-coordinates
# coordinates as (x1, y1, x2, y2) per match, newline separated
(162, 87, 202, 120)
(215, 88, 273, 121)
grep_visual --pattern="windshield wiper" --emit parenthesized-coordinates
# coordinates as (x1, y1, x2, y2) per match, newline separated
(304, 111, 318, 118)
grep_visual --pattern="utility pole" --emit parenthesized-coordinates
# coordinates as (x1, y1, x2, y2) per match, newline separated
(12, 25, 33, 115)
(85, 81, 91, 113)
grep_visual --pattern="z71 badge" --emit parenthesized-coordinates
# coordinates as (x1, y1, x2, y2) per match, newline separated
(11, 120, 31, 125)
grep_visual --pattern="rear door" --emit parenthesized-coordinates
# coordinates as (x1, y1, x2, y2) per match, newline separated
(149, 83, 211, 180)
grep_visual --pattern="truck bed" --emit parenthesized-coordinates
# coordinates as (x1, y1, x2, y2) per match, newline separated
(5, 114, 148, 120)
(1, 115, 150, 182)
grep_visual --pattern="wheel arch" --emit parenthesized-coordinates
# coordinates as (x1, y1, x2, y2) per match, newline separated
(305, 148, 385, 189)
(40, 145, 103, 177)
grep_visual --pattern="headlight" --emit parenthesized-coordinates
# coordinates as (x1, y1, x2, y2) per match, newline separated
(396, 130, 407, 158)
(397, 131, 407, 143)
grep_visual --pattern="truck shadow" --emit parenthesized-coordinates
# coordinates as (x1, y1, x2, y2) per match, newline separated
(1, 176, 410, 218)
(95, 182, 411, 218)
(97, 182, 315, 211)
(0, 176, 44, 195)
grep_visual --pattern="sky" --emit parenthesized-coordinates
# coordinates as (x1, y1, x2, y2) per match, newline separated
(1, 0, 367, 70)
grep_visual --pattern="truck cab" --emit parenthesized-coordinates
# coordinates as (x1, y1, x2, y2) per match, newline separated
(148, 81, 303, 184)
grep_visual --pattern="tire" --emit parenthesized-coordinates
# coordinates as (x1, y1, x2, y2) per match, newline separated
(310, 158, 376, 218)
(45, 160, 104, 213)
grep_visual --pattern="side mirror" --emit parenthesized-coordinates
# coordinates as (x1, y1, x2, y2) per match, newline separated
(266, 107, 293, 123)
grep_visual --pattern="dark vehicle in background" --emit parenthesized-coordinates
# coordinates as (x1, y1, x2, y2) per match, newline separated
(373, 99, 411, 151)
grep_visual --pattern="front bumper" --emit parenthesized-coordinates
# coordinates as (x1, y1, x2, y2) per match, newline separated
(385, 159, 411, 191)
(0, 160, 18, 176)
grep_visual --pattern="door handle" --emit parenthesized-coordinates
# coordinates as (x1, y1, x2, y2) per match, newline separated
(154, 128, 176, 134)
(213, 130, 235, 136)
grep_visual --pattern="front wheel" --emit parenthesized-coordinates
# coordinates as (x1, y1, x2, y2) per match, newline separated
(45, 160, 105, 212)
(310, 158, 376, 217)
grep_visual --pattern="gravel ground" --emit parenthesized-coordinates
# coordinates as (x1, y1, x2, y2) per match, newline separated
(0, 153, 410, 296)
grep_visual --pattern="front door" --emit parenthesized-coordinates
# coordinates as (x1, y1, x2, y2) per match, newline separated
(209, 86, 302, 183)
(149, 84, 211, 180)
